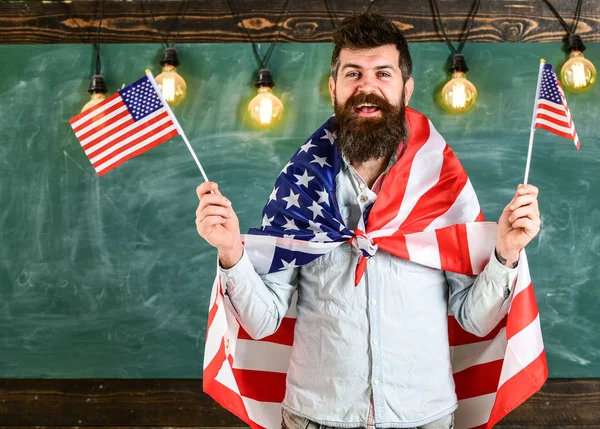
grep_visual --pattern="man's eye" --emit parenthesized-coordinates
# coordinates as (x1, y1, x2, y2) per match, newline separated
(378, 72, 391, 77)
(347, 72, 360, 77)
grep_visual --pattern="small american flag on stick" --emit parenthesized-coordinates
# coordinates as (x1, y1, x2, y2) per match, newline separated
(534, 62, 580, 149)
(523, 60, 580, 184)
(69, 72, 181, 176)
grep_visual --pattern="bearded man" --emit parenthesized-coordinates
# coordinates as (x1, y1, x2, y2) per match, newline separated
(196, 10, 541, 429)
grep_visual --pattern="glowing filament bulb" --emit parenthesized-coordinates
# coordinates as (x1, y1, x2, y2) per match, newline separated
(259, 97, 273, 124)
(451, 81, 466, 108)
(441, 72, 477, 113)
(162, 76, 176, 100)
(561, 51, 596, 92)
(155, 65, 187, 106)
(248, 86, 284, 127)
(572, 62, 586, 87)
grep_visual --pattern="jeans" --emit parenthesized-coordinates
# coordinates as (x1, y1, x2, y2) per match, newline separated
(281, 409, 454, 429)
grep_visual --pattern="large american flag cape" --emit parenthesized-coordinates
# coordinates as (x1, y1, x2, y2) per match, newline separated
(534, 62, 580, 149)
(204, 108, 548, 429)
(69, 73, 181, 175)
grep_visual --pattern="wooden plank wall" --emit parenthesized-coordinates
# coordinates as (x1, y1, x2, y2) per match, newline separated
(0, 0, 599, 44)
(0, 379, 599, 428)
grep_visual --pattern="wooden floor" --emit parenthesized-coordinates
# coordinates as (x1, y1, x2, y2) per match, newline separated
(0, 378, 598, 428)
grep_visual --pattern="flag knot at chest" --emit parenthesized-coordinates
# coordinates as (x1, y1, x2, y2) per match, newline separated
(351, 228, 378, 286)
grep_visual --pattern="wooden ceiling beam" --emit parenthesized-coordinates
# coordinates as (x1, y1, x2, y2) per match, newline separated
(1, 0, 599, 44)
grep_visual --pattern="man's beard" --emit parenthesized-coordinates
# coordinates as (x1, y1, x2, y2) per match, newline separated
(334, 91, 409, 164)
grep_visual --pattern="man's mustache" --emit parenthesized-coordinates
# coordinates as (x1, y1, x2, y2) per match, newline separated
(341, 92, 396, 115)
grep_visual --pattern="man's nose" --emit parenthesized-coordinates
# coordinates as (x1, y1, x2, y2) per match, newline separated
(358, 76, 377, 94)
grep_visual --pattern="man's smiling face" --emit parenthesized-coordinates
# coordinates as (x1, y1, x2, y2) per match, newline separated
(329, 45, 414, 164)
(330, 44, 412, 117)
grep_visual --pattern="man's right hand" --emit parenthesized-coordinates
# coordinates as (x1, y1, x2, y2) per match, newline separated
(196, 182, 244, 269)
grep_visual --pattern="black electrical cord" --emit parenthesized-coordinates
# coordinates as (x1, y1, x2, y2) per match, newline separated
(60, 2, 86, 44)
(145, 0, 189, 48)
(324, 0, 378, 29)
(542, 0, 584, 34)
(94, 0, 105, 75)
(262, 0, 292, 68)
(431, 0, 481, 55)
(572, 0, 583, 33)
(169, 0, 189, 47)
(324, 0, 339, 28)
(228, 0, 293, 70)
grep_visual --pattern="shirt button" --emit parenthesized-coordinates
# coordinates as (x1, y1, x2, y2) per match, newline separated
(371, 299, 377, 305)
(368, 258, 375, 265)
(372, 339, 378, 345)
(359, 183, 366, 190)
(359, 195, 368, 203)
(374, 379, 380, 385)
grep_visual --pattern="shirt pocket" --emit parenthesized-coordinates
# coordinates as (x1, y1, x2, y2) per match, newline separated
(302, 242, 355, 313)
(390, 253, 446, 285)
(338, 204, 361, 230)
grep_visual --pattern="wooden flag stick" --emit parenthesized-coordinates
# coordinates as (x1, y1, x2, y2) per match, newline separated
(523, 130, 536, 186)
(145, 69, 209, 183)
(523, 59, 546, 185)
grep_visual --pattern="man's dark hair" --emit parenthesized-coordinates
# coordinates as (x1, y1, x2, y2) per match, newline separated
(330, 10, 412, 82)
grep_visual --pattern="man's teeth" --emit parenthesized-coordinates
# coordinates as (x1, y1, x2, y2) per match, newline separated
(357, 103, 379, 108)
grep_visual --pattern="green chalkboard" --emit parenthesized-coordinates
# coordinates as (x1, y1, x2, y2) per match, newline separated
(0, 43, 598, 378)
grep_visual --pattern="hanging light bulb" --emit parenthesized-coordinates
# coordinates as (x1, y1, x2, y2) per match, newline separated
(81, 74, 108, 112)
(155, 47, 187, 106)
(440, 54, 477, 113)
(248, 69, 284, 128)
(560, 34, 596, 92)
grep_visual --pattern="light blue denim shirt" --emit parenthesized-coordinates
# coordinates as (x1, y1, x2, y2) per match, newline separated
(219, 156, 517, 429)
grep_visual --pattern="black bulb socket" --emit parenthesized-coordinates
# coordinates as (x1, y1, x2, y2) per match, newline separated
(450, 54, 469, 73)
(160, 47, 180, 67)
(87, 74, 107, 94)
(255, 69, 275, 88)
(567, 34, 586, 53)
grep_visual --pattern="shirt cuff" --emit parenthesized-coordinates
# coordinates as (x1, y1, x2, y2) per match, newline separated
(489, 248, 518, 272)
(487, 248, 519, 299)
(218, 248, 252, 289)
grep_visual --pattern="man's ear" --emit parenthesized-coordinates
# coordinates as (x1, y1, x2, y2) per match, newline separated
(404, 77, 415, 106)
(329, 76, 336, 107)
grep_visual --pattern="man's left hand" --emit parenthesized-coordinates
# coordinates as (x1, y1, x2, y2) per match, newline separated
(496, 184, 541, 268)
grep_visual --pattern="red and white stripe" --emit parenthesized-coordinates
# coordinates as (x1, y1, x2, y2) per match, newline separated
(69, 88, 179, 175)
(204, 108, 547, 429)
(534, 82, 580, 149)
(448, 237, 547, 429)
